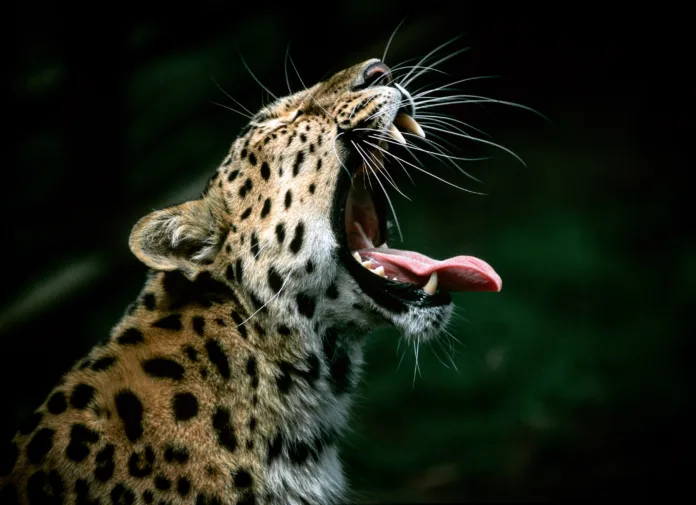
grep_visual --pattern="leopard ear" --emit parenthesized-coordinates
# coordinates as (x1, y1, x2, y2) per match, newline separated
(129, 199, 223, 278)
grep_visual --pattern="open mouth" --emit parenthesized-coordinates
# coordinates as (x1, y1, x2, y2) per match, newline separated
(331, 113, 503, 314)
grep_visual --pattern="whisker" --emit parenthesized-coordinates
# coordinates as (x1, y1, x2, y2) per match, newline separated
(437, 335, 460, 372)
(411, 75, 501, 100)
(353, 141, 405, 242)
(237, 51, 279, 101)
(210, 101, 253, 119)
(357, 137, 411, 199)
(388, 65, 451, 78)
(415, 126, 474, 155)
(284, 43, 296, 94)
(412, 336, 423, 388)
(382, 16, 408, 64)
(384, 55, 428, 74)
(253, 240, 271, 260)
(353, 144, 375, 193)
(363, 148, 406, 241)
(209, 76, 254, 116)
(420, 123, 526, 166)
(401, 47, 471, 88)
(235, 275, 289, 327)
(399, 132, 487, 183)
(429, 342, 451, 370)
(442, 326, 464, 347)
(349, 95, 376, 120)
(369, 129, 488, 163)
(371, 65, 451, 89)
(368, 139, 416, 186)
(415, 95, 550, 123)
(365, 103, 405, 122)
(332, 132, 356, 181)
(370, 130, 486, 184)
(288, 54, 336, 120)
(399, 35, 463, 86)
(396, 345, 408, 371)
(364, 139, 486, 195)
(419, 130, 493, 175)
(416, 112, 492, 139)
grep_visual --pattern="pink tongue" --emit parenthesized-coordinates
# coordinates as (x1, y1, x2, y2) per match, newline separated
(360, 248, 502, 292)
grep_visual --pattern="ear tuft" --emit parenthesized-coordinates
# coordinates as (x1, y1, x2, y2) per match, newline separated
(129, 199, 223, 276)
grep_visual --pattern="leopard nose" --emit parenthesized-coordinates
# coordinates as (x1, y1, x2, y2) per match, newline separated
(362, 61, 392, 86)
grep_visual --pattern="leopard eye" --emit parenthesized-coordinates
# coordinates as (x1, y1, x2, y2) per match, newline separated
(284, 109, 303, 123)
(263, 109, 302, 130)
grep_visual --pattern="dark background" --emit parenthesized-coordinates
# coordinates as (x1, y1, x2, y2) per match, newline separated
(5, 2, 691, 502)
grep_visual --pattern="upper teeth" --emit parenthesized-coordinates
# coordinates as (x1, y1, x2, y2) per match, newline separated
(393, 113, 426, 138)
(387, 124, 406, 145)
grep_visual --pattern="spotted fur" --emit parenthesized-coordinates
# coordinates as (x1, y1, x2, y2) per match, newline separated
(0, 58, 455, 505)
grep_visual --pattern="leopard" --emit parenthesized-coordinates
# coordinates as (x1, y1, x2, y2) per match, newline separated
(0, 56, 503, 505)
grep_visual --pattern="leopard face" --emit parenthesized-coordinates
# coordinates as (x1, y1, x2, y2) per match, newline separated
(130, 58, 502, 346)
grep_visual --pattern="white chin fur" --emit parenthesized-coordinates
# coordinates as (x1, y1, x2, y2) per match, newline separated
(373, 299, 453, 343)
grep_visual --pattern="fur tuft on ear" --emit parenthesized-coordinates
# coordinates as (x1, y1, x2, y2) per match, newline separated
(129, 198, 224, 277)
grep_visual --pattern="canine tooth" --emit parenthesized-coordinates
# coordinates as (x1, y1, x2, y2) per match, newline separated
(374, 266, 385, 277)
(362, 260, 372, 269)
(378, 242, 389, 249)
(387, 124, 406, 145)
(353, 252, 362, 263)
(423, 272, 438, 295)
(392, 277, 398, 281)
(394, 113, 426, 138)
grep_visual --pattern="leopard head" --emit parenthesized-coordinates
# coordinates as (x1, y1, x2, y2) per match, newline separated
(129, 58, 502, 343)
